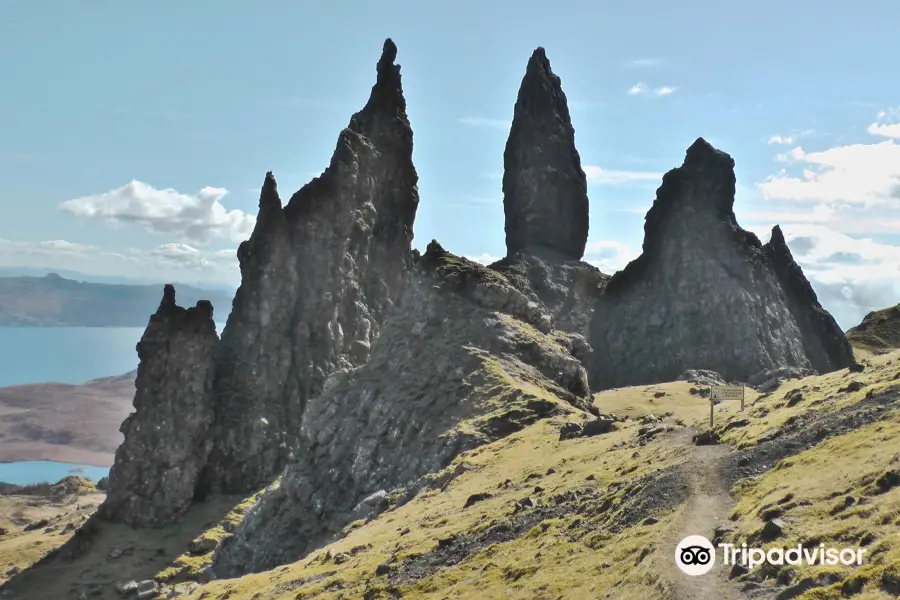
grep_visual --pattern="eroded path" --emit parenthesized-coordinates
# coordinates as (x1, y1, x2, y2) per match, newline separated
(661, 427, 747, 600)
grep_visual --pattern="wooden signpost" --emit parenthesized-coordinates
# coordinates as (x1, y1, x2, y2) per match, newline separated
(709, 384, 745, 426)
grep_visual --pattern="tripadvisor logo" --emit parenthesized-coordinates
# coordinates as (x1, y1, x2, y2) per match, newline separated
(675, 535, 867, 576)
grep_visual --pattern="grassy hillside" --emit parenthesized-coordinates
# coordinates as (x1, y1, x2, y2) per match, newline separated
(3, 351, 900, 598)
(0, 273, 234, 326)
(847, 305, 900, 356)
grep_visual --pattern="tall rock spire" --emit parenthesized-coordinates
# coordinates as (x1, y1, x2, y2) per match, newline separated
(98, 285, 218, 527)
(503, 47, 589, 260)
(201, 38, 421, 493)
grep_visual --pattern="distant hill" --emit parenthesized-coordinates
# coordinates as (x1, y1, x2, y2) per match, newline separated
(847, 303, 900, 354)
(0, 273, 235, 326)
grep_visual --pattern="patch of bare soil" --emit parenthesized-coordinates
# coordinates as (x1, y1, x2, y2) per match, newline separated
(0, 371, 135, 466)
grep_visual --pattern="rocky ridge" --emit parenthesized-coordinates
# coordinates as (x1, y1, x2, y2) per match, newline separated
(762, 224, 855, 372)
(211, 241, 597, 576)
(97, 285, 218, 527)
(588, 138, 851, 390)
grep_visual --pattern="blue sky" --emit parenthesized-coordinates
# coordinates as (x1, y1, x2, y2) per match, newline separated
(1, 0, 899, 328)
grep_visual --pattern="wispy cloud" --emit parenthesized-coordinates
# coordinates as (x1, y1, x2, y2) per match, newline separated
(457, 117, 510, 131)
(583, 166, 662, 185)
(767, 130, 815, 145)
(624, 58, 662, 68)
(627, 82, 648, 96)
(627, 83, 677, 97)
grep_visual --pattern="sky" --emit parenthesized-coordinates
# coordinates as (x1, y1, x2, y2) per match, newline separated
(1, 0, 899, 329)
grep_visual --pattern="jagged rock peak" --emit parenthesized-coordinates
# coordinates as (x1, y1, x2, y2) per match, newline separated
(769, 224, 786, 246)
(98, 286, 218, 527)
(158, 283, 176, 312)
(589, 141, 819, 390)
(259, 171, 282, 210)
(684, 136, 735, 169)
(762, 224, 855, 372)
(202, 38, 421, 494)
(503, 46, 589, 261)
(351, 38, 408, 134)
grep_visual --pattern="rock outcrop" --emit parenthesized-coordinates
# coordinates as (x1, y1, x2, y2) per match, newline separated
(589, 138, 830, 389)
(503, 48, 589, 261)
(97, 285, 217, 527)
(762, 225, 855, 371)
(200, 38, 420, 493)
(492, 48, 605, 342)
(212, 241, 596, 576)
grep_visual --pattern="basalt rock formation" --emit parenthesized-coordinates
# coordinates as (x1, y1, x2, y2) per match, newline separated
(493, 48, 606, 340)
(503, 48, 589, 261)
(212, 241, 597, 576)
(588, 138, 849, 390)
(200, 38, 420, 494)
(762, 225, 855, 372)
(97, 285, 217, 527)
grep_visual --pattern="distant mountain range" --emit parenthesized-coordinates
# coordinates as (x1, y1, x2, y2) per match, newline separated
(0, 273, 235, 327)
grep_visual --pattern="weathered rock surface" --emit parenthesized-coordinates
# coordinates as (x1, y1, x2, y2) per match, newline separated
(212, 241, 596, 576)
(589, 138, 823, 390)
(491, 252, 608, 341)
(201, 38, 420, 493)
(97, 285, 217, 527)
(503, 48, 589, 260)
(762, 225, 855, 372)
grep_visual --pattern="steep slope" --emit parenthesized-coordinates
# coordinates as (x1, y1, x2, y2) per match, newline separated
(847, 303, 900, 355)
(97, 285, 218, 527)
(762, 225, 855, 372)
(211, 242, 597, 576)
(589, 138, 847, 390)
(202, 38, 420, 494)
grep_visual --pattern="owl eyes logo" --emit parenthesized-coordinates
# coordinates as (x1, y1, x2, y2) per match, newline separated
(675, 535, 716, 575)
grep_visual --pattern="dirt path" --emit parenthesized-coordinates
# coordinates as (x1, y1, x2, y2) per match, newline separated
(662, 427, 747, 600)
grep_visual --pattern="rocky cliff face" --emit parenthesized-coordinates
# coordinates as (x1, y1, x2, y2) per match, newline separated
(201, 38, 420, 494)
(97, 285, 217, 527)
(503, 48, 589, 261)
(589, 138, 819, 390)
(762, 225, 855, 372)
(212, 242, 597, 576)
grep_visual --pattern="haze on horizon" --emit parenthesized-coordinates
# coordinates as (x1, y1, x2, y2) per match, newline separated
(1, 0, 899, 330)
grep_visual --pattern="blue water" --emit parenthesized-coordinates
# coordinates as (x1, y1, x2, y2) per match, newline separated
(0, 324, 226, 387)
(0, 461, 110, 486)
(0, 326, 145, 387)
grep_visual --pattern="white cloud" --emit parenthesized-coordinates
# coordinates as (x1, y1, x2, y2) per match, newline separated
(465, 253, 502, 265)
(759, 141, 900, 207)
(59, 181, 256, 244)
(457, 117, 510, 130)
(583, 166, 662, 185)
(654, 86, 676, 97)
(0, 238, 239, 286)
(627, 83, 647, 96)
(584, 240, 639, 273)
